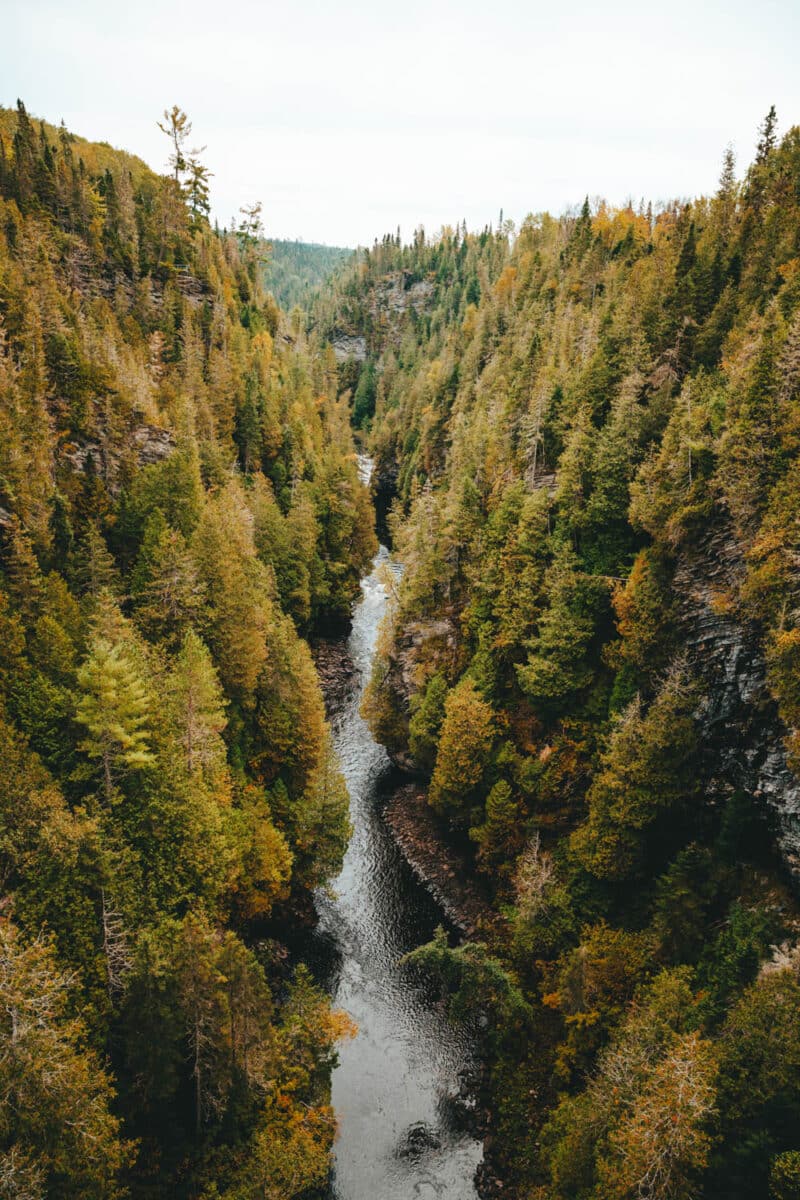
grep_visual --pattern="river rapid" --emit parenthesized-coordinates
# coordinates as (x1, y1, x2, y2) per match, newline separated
(312, 543, 483, 1200)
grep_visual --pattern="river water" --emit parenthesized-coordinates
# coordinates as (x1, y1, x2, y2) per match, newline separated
(313, 544, 483, 1200)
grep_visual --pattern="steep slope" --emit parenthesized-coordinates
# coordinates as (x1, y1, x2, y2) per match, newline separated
(6, 91, 800, 1200)
(263, 238, 353, 311)
(336, 113, 800, 1199)
(0, 100, 375, 1198)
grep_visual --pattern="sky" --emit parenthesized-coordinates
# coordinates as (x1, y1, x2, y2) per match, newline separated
(3, 0, 800, 248)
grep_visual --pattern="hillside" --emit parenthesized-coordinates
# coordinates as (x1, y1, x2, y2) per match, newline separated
(5, 90, 800, 1200)
(263, 239, 353, 311)
(327, 110, 800, 1199)
(0, 100, 375, 1198)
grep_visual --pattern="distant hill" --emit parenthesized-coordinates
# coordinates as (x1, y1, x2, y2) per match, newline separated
(263, 238, 353, 309)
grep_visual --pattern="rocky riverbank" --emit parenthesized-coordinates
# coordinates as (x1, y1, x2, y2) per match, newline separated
(312, 635, 493, 938)
(311, 636, 357, 716)
(384, 784, 493, 940)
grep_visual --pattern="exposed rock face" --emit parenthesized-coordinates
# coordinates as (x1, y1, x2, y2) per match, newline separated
(60, 423, 175, 494)
(311, 637, 356, 716)
(369, 611, 459, 773)
(525, 464, 557, 492)
(384, 784, 492, 938)
(373, 272, 434, 317)
(396, 617, 459, 691)
(675, 525, 800, 870)
(61, 245, 210, 309)
(131, 424, 175, 465)
(329, 271, 435, 364)
(369, 272, 435, 355)
(331, 333, 367, 363)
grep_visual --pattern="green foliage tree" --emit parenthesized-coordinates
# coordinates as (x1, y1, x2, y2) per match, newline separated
(169, 629, 227, 779)
(469, 780, 525, 874)
(131, 510, 205, 645)
(572, 665, 698, 881)
(192, 487, 270, 703)
(515, 546, 610, 711)
(75, 625, 155, 801)
(403, 926, 531, 1054)
(408, 671, 448, 770)
(428, 677, 496, 822)
(353, 360, 378, 426)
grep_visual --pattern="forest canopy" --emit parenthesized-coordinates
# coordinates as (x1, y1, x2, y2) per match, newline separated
(4, 91, 800, 1200)
(342, 107, 800, 1200)
(0, 99, 374, 1198)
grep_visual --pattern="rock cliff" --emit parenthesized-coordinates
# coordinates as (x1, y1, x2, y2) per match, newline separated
(675, 525, 800, 869)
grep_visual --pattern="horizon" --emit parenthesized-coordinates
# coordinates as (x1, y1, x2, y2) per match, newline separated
(0, 95, 788, 254)
(4, 0, 800, 246)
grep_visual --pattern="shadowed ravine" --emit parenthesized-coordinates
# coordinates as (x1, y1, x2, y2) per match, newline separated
(312, 542, 483, 1200)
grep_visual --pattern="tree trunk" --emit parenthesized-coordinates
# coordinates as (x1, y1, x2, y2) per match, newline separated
(194, 1013, 202, 1139)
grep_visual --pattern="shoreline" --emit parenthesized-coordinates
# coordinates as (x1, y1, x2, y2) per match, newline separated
(310, 635, 356, 716)
(383, 784, 493, 941)
(311, 635, 493, 940)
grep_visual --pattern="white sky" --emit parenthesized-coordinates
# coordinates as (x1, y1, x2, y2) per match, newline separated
(3, 0, 800, 247)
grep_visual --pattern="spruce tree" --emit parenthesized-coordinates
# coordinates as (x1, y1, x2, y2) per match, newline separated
(170, 629, 227, 778)
(131, 512, 204, 645)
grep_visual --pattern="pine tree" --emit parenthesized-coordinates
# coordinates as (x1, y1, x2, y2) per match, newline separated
(572, 665, 698, 881)
(428, 678, 495, 822)
(470, 780, 525, 874)
(748, 106, 779, 213)
(76, 634, 154, 801)
(73, 523, 122, 600)
(3, 519, 44, 624)
(755, 105, 778, 166)
(157, 105, 193, 183)
(191, 489, 269, 702)
(408, 672, 448, 770)
(11, 100, 36, 209)
(715, 144, 737, 237)
(184, 155, 213, 224)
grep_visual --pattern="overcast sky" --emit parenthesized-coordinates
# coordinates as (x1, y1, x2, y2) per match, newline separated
(3, 0, 799, 247)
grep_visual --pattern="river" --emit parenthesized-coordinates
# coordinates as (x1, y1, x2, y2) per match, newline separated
(313, 544, 483, 1200)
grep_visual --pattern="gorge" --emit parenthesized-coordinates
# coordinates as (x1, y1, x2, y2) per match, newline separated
(3, 95, 800, 1200)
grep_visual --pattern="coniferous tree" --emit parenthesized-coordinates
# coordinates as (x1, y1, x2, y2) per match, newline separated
(131, 511, 205, 644)
(157, 105, 192, 183)
(0, 919, 132, 1197)
(169, 629, 226, 778)
(76, 630, 154, 800)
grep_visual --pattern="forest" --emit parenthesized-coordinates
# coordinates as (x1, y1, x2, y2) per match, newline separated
(263, 241, 353, 314)
(0, 100, 375, 1198)
(340, 108, 800, 1200)
(2, 92, 800, 1200)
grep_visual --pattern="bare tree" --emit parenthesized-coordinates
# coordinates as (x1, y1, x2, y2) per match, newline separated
(101, 889, 132, 998)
